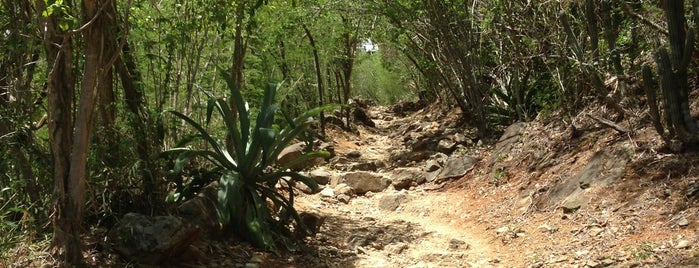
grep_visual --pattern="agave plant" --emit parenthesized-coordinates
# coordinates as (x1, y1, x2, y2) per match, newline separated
(165, 72, 335, 250)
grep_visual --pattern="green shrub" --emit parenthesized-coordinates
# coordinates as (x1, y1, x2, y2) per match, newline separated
(165, 72, 336, 251)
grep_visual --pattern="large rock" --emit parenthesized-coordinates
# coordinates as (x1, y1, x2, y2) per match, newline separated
(337, 171, 391, 195)
(378, 192, 411, 211)
(489, 122, 527, 164)
(308, 168, 332, 185)
(177, 182, 220, 236)
(276, 142, 325, 170)
(437, 139, 457, 153)
(353, 107, 376, 128)
(391, 168, 428, 190)
(433, 155, 479, 182)
(108, 213, 202, 264)
(546, 148, 630, 211)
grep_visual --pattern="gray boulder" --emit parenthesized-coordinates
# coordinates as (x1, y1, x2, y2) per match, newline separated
(338, 171, 391, 195)
(433, 155, 479, 182)
(108, 213, 201, 264)
(309, 168, 332, 185)
(391, 168, 427, 190)
(378, 192, 411, 211)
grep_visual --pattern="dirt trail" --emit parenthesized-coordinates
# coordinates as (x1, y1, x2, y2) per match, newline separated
(291, 103, 699, 268)
(296, 106, 507, 267)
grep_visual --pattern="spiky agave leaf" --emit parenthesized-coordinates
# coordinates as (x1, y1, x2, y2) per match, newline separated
(166, 110, 238, 170)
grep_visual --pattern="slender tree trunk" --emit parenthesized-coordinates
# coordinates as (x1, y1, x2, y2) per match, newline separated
(230, 2, 246, 97)
(584, 0, 599, 60)
(279, 39, 290, 80)
(117, 43, 158, 194)
(339, 15, 359, 128)
(303, 24, 326, 137)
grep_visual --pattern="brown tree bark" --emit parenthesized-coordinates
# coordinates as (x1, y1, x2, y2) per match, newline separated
(35, 0, 78, 263)
(41, 0, 118, 265)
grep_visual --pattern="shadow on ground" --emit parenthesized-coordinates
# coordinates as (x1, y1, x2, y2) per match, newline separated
(274, 213, 423, 268)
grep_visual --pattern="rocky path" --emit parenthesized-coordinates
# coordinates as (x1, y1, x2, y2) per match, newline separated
(295, 105, 507, 267)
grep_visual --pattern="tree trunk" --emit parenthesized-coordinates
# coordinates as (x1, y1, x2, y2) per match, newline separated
(42, 0, 117, 265)
(303, 24, 326, 137)
(117, 42, 158, 195)
(36, 0, 79, 262)
(339, 15, 359, 129)
(584, 0, 599, 60)
(230, 2, 246, 98)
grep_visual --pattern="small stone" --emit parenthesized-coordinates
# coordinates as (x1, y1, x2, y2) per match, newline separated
(575, 250, 589, 257)
(496, 226, 509, 234)
(386, 242, 408, 255)
(374, 160, 387, 169)
(309, 169, 332, 185)
(334, 183, 353, 195)
(601, 258, 615, 266)
(677, 217, 690, 227)
(425, 160, 441, 172)
(337, 194, 351, 204)
(562, 204, 581, 214)
(448, 238, 469, 250)
(453, 133, 468, 144)
(347, 151, 362, 158)
(589, 227, 604, 237)
(437, 139, 457, 153)
(320, 187, 334, 197)
(586, 260, 600, 268)
(350, 161, 378, 171)
(675, 239, 691, 249)
(295, 183, 314, 194)
(378, 193, 409, 211)
(538, 224, 558, 233)
(250, 253, 265, 263)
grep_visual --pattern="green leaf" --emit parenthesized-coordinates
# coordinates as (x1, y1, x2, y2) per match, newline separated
(220, 70, 250, 147)
(58, 20, 69, 31)
(279, 151, 330, 171)
(217, 171, 242, 225)
(259, 171, 319, 192)
(167, 110, 238, 170)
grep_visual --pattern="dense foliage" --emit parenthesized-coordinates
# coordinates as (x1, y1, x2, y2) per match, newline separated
(2, 0, 699, 266)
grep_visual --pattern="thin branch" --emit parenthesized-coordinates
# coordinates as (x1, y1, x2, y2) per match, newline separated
(68, 0, 114, 35)
(586, 113, 629, 134)
(621, 1, 669, 37)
